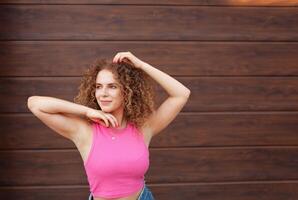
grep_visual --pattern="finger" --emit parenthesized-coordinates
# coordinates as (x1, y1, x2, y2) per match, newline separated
(99, 115, 109, 127)
(120, 55, 131, 64)
(119, 55, 124, 63)
(98, 120, 108, 127)
(112, 55, 116, 63)
(118, 52, 127, 63)
(112, 53, 119, 63)
(113, 53, 121, 63)
(91, 117, 107, 127)
(116, 54, 123, 63)
(123, 57, 133, 65)
(96, 111, 110, 127)
(105, 114, 116, 127)
(107, 114, 119, 127)
(109, 116, 117, 127)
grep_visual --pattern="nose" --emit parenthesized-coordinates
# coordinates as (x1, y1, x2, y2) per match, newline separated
(101, 87, 109, 96)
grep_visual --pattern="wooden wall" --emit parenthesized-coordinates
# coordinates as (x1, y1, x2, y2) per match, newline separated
(1, 1, 298, 199)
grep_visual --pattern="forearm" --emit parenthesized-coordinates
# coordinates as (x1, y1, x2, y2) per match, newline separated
(27, 96, 92, 116)
(139, 62, 191, 98)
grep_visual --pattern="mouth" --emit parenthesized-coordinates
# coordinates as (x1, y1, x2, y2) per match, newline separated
(100, 101, 112, 105)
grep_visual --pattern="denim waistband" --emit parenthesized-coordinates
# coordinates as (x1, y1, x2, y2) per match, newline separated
(88, 181, 155, 200)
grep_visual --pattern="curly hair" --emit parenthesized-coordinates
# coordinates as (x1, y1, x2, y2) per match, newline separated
(74, 58, 156, 132)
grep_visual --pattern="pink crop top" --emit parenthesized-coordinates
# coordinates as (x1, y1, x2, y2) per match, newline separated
(83, 121, 150, 198)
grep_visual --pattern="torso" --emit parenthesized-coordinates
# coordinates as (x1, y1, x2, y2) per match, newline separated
(73, 121, 153, 200)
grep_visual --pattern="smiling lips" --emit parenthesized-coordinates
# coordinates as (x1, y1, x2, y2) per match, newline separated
(100, 101, 112, 105)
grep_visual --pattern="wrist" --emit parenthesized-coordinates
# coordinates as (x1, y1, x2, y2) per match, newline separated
(138, 61, 149, 70)
(84, 107, 94, 116)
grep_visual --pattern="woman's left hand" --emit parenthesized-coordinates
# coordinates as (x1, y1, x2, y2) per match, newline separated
(112, 52, 145, 69)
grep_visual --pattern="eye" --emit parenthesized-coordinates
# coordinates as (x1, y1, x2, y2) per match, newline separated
(96, 85, 116, 89)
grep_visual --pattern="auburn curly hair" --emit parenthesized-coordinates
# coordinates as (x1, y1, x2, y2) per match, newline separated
(74, 58, 156, 132)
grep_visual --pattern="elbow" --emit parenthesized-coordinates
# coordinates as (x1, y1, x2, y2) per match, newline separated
(184, 89, 191, 99)
(177, 89, 191, 101)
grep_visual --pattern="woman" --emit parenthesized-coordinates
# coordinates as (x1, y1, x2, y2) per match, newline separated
(27, 52, 191, 200)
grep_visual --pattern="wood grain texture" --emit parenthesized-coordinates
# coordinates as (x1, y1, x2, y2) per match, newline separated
(1, 183, 298, 200)
(1, 77, 298, 112)
(0, 148, 298, 185)
(1, 2, 298, 200)
(0, 0, 297, 6)
(1, 41, 298, 76)
(0, 5, 297, 41)
(1, 112, 298, 149)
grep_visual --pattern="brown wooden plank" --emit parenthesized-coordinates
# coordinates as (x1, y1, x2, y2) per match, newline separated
(0, 77, 80, 113)
(0, 186, 89, 200)
(1, 41, 298, 76)
(0, 6, 297, 41)
(0, 114, 75, 150)
(0, 0, 297, 6)
(187, 77, 298, 112)
(0, 182, 298, 200)
(0, 149, 86, 186)
(1, 77, 298, 112)
(150, 182, 298, 200)
(0, 148, 298, 185)
(1, 112, 298, 149)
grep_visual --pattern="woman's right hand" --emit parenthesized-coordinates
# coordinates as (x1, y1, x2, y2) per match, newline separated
(86, 109, 118, 128)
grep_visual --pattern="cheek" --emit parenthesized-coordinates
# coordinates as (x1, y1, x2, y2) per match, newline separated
(95, 91, 100, 99)
(114, 89, 123, 97)
(115, 94, 124, 102)
(114, 92, 124, 104)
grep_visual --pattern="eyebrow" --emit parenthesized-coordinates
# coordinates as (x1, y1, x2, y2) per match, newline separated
(96, 82, 118, 85)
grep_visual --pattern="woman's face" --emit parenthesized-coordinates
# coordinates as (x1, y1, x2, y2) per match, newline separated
(95, 69, 124, 113)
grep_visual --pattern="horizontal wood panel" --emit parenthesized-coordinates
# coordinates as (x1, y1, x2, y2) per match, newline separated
(0, 186, 89, 200)
(1, 41, 298, 76)
(188, 77, 298, 112)
(1, 77, 298, 112)
(0, 148, 298, 185)
(1, 112, 298, 149)
(0, 182, 298, 200)
(1, 2, 297, 200)
(0, 6, 297, 41)
(0, 0, 297, 6)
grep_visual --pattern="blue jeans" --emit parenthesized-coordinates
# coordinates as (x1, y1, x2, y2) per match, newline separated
(88, 183, 155, 200)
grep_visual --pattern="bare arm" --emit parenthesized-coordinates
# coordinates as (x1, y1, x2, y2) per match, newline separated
(140, 62, 191, 98)
(113, 51, 191, 136)
(139, 62, 191, 136)
(27, 96, 92, 116)
(27, 96, 93, 143)
(114, 52, 190, 98)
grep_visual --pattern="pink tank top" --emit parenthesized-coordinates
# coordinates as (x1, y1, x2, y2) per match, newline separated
(83, 121, 150, 198)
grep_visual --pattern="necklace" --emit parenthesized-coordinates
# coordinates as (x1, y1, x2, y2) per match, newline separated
(109, 120, 128, 140)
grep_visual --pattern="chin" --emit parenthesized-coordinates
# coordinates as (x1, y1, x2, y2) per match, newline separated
(101, 107, 114, 113)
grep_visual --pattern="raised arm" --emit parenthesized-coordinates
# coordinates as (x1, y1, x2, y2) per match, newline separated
(113, 52, 191, 137)
(28, 96, 90, 116)
(138, 62, 191, 136)
(27, 96, 93, 143)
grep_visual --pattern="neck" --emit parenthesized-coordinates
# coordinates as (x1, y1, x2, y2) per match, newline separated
(110, 107, 126, 130)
